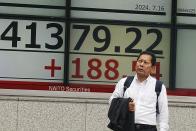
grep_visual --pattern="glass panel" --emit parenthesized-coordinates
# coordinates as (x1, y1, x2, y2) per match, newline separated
(69, 23, 171, 92)
(0, 19, 65, 82)
(0, 0, 66, 17)
(176, 29, 196, 89)
(177, 0, 196, 24)
(71, 0, 171, 23)
(0, 0, 65, 5)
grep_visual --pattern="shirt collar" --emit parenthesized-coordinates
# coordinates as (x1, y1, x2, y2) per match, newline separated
(135, 74, 151, 84)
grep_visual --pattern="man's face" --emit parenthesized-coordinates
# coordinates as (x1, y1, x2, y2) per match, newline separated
(135, 54, 154, 78)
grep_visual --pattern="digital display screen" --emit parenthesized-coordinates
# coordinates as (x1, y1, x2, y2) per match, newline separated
(177, 0, 196, 24)
(71, 0, 171, 23)
(68, 23, 170, 92)
(0, 0, 174, 97)
(0, 0, 66, 17)
(0, 19, 65, 91)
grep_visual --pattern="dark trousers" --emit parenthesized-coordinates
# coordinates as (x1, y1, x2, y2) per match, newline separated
(135, 124, 157, 131)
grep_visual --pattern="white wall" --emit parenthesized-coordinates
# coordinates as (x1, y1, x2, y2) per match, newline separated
(0, 95, 195, 131)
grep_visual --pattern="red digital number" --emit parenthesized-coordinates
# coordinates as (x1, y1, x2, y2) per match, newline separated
(72, 58, 84, 78)
(71, 58, 120, 80)
(87, 58, 102, 79)
(105, 59, 119, 80)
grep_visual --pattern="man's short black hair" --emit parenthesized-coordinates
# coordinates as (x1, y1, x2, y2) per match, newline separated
(137, 51, 156, 66)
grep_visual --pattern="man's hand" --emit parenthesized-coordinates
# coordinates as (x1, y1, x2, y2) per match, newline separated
(128, 100, 135, 112)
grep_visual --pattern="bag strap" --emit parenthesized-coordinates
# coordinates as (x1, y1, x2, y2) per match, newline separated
(155, 80, 163, 114)
(123, 76, 134, 96)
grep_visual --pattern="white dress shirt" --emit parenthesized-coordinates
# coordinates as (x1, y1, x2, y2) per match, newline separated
(109, 75, 169, 131)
